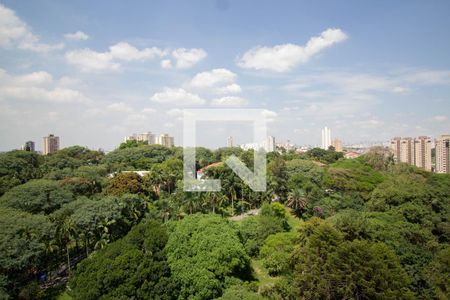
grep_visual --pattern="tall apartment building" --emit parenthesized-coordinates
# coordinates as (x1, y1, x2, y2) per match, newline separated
(331, 138, 343, 152)
(125, 132, 155, 144)
(22, 141, 35, 152)
(43, 134, 60, 155)
(156, 134, 174, 147)
(390, 136, 432, 171)
(265, 136, 276, 152)
(321, 126, 331, 150)
(227, 136, 233, 147)
(414, 136, 432, 171)
(124, 131, 174, 147)
(436, 134, 450, 174)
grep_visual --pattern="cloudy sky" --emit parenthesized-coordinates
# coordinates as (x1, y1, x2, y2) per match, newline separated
(1, 0, 449, 151)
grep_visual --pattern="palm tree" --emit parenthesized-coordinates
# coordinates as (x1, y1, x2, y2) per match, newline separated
(60, 219, 77, 273)
(287, 188, 309, 218)
(183, 192, 201, 214)
(204, 191, 228, 214)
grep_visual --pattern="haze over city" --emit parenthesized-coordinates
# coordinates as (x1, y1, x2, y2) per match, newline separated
(1, 1, 450, 151)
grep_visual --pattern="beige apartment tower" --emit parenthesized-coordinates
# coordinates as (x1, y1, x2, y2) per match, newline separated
(391, 137, 414, 164)
(157, 134, 174, 147)
(414, 136, 432, 171)
(435, 134, 450, 174)
(43, 134, 60, 155)
(390, 136, 432, 171)
(331, 138, 343, 152)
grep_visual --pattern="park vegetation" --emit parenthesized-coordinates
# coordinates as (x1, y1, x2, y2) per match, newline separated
(0, 143, 448, 299)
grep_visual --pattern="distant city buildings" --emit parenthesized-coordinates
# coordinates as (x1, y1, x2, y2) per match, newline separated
(227, 136, 233, 147)
(43, 134, 60, 155)
(22, 141, 35, 152)
(331, 138, 343, 152)
(435, 134, 450, 174)
(265, 136, 276, 152)
(239, 136, 276, 152)
(276, 140, 294, 151)
(321, 126, 331, 150)
(156, 134, 175, 147)
(390, 136, 432, 171)
(125, 131, 174, 147)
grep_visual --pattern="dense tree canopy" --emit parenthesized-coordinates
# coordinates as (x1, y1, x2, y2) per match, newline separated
(68, 219, 177, 300)
(0, 144, 448, 300)
(166, 214, 251, 299)
(0, 179, 74, 214)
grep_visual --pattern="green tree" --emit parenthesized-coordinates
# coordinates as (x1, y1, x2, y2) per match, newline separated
(0, 150, 42, 196)
(166, 214, 251, 299)
(0, 207, 54, 295)
(105, 172, 144, 196)
(425, 246, 450, 299)
(292, 218, 414, 299)
(68, 219, 178, 300)
(0, 179, 74, 214)
(259, 232, 296, 275)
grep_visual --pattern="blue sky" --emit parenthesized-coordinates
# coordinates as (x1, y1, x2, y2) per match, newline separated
(0, 0, 449, 151)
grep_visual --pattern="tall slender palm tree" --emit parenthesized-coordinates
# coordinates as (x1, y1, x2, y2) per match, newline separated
(204, 191, 228, 214)
(287, 188, 309, 218)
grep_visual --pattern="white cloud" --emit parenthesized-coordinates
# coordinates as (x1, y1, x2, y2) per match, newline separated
(261, 109, 278, 122)
(150, 87, 206, 105)
(65, 42, 167, 72)
(212, 96, 248, 106)
(0, 4, 64, 52)
(65, 49, 119, 72)
(0, 68, 90, 104)
(238, 28, 347, 72)
(433, 115, 448, 122)
(142, 107, 156, 114)
(167, 108, 183, 117)
(189, 68, 242, 94)
(172, 48, 207, 69)
(107, 102, 133, 113)
(160, 59, 172, 69)
(215, 83, 242, 94)
(109, 42, 165, 61)
(190, 68, 236, 87)
(64, 31, 89, 41)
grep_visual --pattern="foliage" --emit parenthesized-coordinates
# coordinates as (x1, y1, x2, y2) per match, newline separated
(259, 232, 296, 275)
(166, 214, 250, 299)
(118, 139, 148, 149)
(0, 207, 54, 296)
(102, 144, 176, 170)
(292, 218, 414, 299)
(217, 284, 263, 300)
(0, 150, 42, 196)
(105, 172, 145, 196)
(0, 179, 74, 214)
(239, 203, 289, 256)
(68, 219, 177, 300)
(425, 246, 450, 299)
(306, 147, 343, 164)
(325, 159, 384, 199)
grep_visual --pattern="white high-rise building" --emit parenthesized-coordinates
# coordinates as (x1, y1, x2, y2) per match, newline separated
(436, 134, 450, 174)
(227, 136, 233, 147)
(321, 127, 331, 150)
(239, 136, 276, 152)
(125, 132, 155, 143)
(156, 134, 174, 147)
(265, 136, 276, 152)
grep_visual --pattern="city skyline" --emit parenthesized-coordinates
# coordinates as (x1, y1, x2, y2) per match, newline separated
(1, 1, 450, 151)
